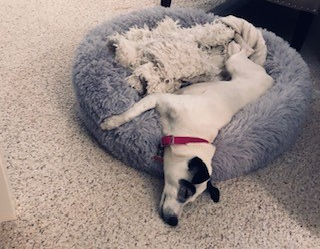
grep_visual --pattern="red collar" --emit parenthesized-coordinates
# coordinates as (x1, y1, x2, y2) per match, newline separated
(153, 136, 210, 163)
(161, 135, 209, 147)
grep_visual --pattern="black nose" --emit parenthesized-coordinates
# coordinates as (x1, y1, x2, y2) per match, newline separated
(167, 216, 178, 227)
(160, 206, 179, 227)
(160, 210, 179, 227)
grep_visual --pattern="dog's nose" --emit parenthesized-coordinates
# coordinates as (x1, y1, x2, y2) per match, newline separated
(160, 209, 179, 227)
(167, 216, 178, 227)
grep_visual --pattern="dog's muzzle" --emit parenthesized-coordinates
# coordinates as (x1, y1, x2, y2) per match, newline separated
(160, 194, 182, 227)
(160, 207, 179, 227)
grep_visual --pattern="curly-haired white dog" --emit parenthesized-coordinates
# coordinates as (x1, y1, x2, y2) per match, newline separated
(101, 40, 274, 226)
(109, 15, 267, 95)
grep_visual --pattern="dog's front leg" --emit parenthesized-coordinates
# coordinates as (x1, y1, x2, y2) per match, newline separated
(100, 93, 163, 130)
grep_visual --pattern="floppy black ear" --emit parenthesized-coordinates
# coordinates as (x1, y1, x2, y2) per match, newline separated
(188, 157, 210, 184)
(207, 181, 220, 203)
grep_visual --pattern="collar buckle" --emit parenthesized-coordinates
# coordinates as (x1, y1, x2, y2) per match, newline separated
(168, 135, 175, 145)
(161, 135, 175, 147)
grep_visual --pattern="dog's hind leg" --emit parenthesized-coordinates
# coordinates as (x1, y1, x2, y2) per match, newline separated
(226, 49, 266, 79)
(222, 50, 274, 113)
(100, 93, 164, 130)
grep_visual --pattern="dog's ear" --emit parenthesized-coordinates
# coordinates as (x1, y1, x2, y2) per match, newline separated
(188, 157, 210, 184)
(207, 181, 220, 203)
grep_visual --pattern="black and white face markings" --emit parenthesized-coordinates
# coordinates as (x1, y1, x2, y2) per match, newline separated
(177, 179, 196, 203)
(177, 157, 211, 203)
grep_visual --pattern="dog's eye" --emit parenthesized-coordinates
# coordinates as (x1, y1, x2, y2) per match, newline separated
(177, 179, 196, 203)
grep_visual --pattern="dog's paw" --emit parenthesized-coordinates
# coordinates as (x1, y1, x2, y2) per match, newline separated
(242, 46, 254, 58)
(100, 116, 122, 130)
(229, 34, 255, 58)
(227, 41, 241, 57)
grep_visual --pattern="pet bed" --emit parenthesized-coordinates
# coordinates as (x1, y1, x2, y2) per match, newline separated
(72, 7, 312, 182)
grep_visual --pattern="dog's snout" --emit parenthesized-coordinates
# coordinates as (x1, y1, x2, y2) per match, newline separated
(167, 216, 178, 226)
(160, 210, 179, 227)
(160, 201, 179, 227)
(160, 189, 182, 227)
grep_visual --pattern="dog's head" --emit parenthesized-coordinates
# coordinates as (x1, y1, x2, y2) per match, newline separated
(160, 143, 219, 226)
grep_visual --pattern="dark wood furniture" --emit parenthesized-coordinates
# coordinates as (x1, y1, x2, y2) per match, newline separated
(161, 0, 172, 7)
(266, 0, 320, 50)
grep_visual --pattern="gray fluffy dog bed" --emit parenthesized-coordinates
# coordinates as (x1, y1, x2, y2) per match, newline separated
(72, 7, 312, 182)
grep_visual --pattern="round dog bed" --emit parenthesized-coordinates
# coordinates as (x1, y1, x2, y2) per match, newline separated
(72, 7, 312, 182)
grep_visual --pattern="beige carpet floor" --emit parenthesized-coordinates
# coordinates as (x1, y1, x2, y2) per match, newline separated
(0, 0, 319, 248)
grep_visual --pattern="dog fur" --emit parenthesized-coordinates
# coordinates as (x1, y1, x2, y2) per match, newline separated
(100, 44, 274, 226)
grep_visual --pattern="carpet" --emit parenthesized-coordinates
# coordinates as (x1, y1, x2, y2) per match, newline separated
(0, 0, 319, 247)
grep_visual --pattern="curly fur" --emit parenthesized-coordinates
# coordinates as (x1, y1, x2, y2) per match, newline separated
(110, 15, 267, 94)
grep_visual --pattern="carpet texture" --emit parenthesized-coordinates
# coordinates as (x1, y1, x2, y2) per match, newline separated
(72, 7, 312, 182)
(0, 0, 319, 248)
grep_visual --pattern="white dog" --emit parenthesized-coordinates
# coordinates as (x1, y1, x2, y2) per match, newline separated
(100, 44, 274, 226)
